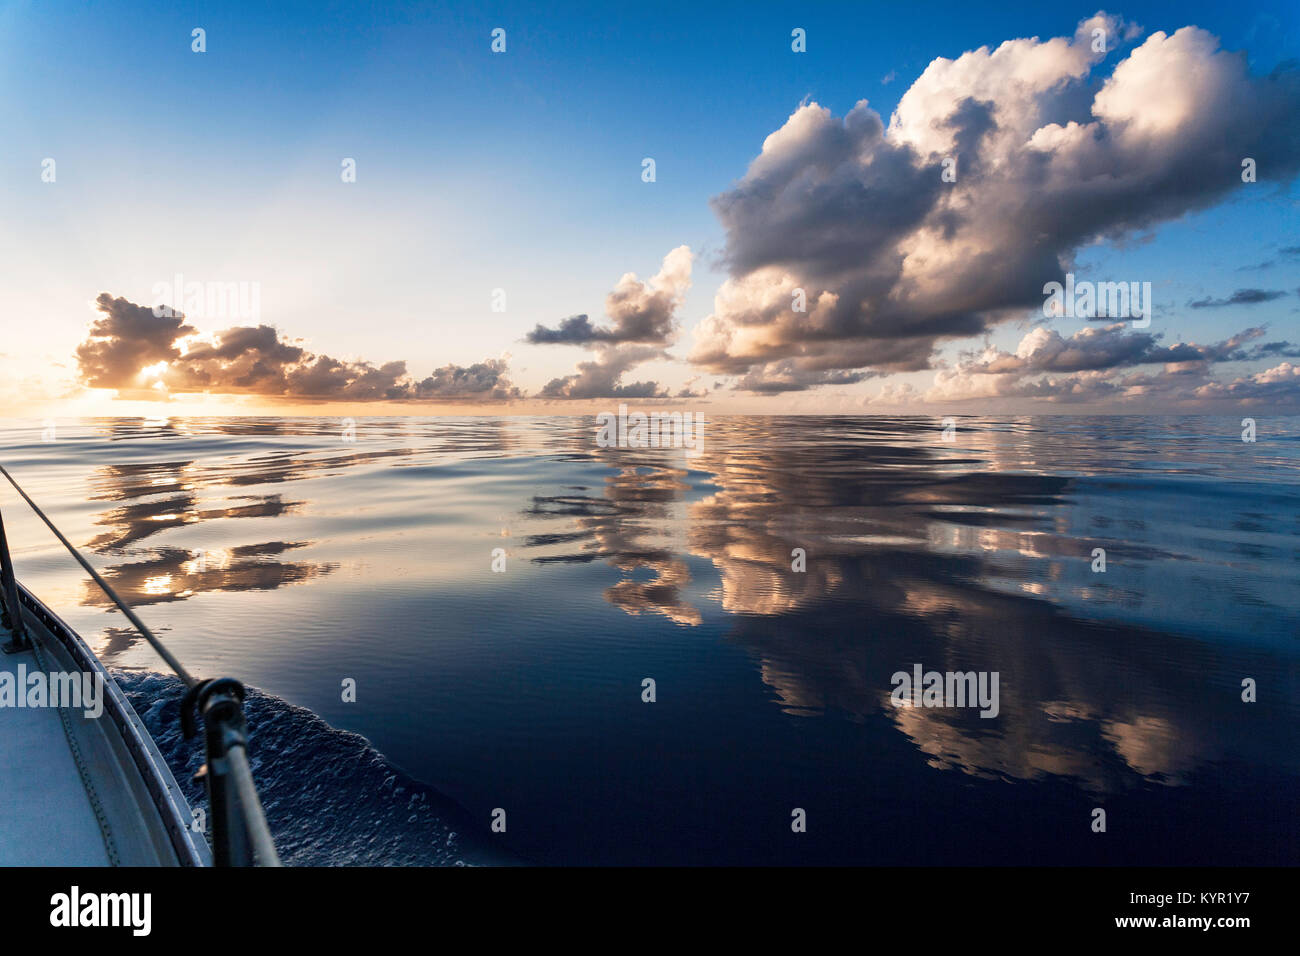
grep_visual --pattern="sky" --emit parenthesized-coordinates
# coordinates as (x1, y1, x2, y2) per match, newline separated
(1, 0, 1298, 415)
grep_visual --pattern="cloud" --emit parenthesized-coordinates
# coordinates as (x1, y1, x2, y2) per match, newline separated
(532, 247, 693, 399)
(1193, 361, 1300, 402)
(76, 294, 197, 389)
(527, 246, 692, 345)
(1188, 288, 1290, 308)
(925, 324, 1300, 405)
(956, 323, 1293, 375)
(412, 359, 518, 399)
(690, 16, 1300, 393)
(864, 381, 920, 406)
(539, 344, 668, 399)
(734, 362, 873, 394)
(1237, 245, 1300, 271)
(76, 294, 520, 401)
(676, 376, 709, 398)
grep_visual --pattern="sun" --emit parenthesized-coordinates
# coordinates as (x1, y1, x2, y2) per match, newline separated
(138, 361, 169, 383)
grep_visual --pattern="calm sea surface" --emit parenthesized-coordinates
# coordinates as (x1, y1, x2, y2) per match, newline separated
(1, 416, 1296, 865)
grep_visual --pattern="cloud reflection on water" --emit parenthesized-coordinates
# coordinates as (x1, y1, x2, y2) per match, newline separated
(26, 414, 1297, 794)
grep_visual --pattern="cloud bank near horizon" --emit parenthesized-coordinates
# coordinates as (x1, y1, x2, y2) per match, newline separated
(77, 294, 521, 402)
(924, 324, 1300, 404)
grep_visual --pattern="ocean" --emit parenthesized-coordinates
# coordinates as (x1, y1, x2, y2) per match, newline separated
(1, 415, 1296, 865)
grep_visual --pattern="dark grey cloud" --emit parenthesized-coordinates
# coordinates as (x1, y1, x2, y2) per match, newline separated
(1189, 289, 1289, 308)
(1238, 246, 1300, 271)
(526, 314, 611, 345)
(1246, 340, 1300, 359)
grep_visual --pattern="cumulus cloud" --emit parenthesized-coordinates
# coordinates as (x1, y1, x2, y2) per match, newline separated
(412, 359, 519, 399)
(76, 293, 520, 401)
(1194, 361, 1300, 402)
(691, 15, 1300, 393)
(527, 246, 692, 345)
(532, 247, 692, 399)
(77, 294, 197, 389)
(539, 345, 668, 399)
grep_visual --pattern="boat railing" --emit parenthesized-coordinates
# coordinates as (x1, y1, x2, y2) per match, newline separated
(0, 464, 281, 867)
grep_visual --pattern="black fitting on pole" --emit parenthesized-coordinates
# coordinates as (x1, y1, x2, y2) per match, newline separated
(182, 677, 279, 866)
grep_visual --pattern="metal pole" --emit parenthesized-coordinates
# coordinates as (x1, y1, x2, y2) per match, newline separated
(191, 678, 281, 867)
(0, 505, 30, 653)
(227, 746, 281, 866)
(0, 465, 194, 684)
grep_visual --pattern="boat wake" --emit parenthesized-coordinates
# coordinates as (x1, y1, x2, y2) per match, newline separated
(115, 671, 507, 866)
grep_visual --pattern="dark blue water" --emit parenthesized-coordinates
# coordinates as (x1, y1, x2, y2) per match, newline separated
(1, 416, 1296, 864)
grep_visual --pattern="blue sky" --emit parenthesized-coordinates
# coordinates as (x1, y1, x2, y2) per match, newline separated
(1, 0, 1297, 413)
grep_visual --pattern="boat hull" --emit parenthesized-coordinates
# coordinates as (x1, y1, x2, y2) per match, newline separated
(0, 585, 210, 867)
